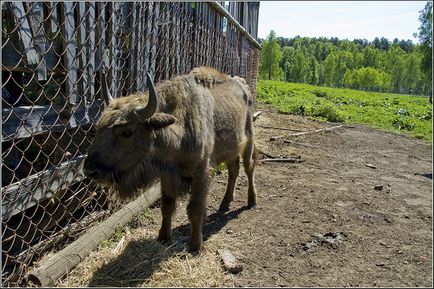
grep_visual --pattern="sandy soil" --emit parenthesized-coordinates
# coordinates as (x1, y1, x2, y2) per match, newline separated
(57, 107, 432, 287)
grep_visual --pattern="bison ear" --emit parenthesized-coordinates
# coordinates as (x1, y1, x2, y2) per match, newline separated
(145, 113, 176, 129)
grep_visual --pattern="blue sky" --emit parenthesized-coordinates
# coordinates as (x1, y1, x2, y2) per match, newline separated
(258, 1, 427, 42)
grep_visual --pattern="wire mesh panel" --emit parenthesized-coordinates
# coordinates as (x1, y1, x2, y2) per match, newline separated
(1, 1, 260, 286)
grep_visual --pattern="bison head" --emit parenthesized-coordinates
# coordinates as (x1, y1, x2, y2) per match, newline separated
(83, 74, 176, 199)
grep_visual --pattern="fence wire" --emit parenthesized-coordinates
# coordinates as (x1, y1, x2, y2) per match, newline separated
(1, 1, 260, 286)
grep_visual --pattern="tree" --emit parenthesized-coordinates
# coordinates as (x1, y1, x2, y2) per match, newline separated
(414, 1, 432, 96)
(259, 30, 284, 80)
(323, 53, 337, 87)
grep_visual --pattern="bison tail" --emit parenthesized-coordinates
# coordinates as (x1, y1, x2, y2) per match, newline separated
(252, 143, 259, 165)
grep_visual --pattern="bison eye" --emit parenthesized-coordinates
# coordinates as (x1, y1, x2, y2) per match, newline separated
(120, 129, 134, 138)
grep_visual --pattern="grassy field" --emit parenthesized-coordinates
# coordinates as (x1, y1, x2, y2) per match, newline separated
(257, 80, 433, 142)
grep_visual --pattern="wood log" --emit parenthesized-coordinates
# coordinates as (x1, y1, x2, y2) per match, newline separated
(15, 210, 109, 263)
(257, 125, 304, 132)
(26, 183, 161, 287)
(288, 125, 344, 137)
(259, 157, 303, 163)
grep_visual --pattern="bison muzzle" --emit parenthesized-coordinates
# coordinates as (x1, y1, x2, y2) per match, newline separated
(83, 67, 257, 252)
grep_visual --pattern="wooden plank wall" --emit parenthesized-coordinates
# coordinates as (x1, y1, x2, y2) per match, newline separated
(1, 2, 261, 285)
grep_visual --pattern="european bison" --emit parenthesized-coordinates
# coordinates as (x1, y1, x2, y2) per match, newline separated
(83, 67, 257, 252)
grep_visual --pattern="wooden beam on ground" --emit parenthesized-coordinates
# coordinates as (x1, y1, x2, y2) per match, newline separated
(259, 157, 303, 163)
(26, 183, 161, 287)
(288, 125, 345, 137)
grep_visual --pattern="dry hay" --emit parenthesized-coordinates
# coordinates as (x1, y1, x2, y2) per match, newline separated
(56, 211, 236, 287)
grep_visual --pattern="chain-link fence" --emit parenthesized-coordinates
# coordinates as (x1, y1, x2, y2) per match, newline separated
(1, 1, 260, 286)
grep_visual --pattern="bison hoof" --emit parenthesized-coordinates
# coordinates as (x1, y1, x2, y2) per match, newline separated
(157, 235, 172, 244)
(247, 203, 257, 209)
(187, 241, 202, 254)
(187, 245, 201, 255)
(218, 205, 230, 212)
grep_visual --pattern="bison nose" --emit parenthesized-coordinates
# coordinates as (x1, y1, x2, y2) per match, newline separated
(83, 166, 100, 179)
(83, 153, 102, 179)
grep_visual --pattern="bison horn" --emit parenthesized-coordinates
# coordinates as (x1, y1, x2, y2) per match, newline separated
(102, 71, 114, 104)
(132, 73, 158, 121)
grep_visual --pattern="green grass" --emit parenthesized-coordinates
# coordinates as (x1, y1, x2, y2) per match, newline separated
(100, 226, 126, 248)
(257, 80, 433, 142)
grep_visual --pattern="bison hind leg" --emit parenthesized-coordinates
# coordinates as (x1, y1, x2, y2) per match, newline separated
(243, 141, 257, 209)
(218, 157, 240, 211)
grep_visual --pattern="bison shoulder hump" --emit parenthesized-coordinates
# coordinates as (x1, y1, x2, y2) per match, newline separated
(190, 66, 230, 88)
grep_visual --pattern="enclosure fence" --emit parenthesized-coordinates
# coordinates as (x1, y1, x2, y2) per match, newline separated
(1, 1, 260, 286)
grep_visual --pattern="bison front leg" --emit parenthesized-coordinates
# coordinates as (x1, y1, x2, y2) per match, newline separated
(157, 194, 176, 243)
(187, 162, 210, 252)
(157, 177, 179, 243)
(219, 157, 240, 211)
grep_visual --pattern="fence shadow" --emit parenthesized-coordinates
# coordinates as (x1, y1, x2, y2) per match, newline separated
(87, 205, 250, 287)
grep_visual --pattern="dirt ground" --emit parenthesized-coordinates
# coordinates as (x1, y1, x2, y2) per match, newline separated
(58, 107, 432, 287)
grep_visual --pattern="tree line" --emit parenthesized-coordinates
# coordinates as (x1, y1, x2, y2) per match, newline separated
(259, 2, 432, 96)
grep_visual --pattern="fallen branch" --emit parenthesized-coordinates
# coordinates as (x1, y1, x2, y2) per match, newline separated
(256, 146, 280, 159)
(257, 125, 304, 132)
(260, 157, 303, 163)
(282, 140, 320, 148)
(288, 125, 344, 137)
(253, 111, 263, 121)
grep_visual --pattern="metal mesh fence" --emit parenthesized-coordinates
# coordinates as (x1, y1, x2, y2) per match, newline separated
(1, 1, 260, 286)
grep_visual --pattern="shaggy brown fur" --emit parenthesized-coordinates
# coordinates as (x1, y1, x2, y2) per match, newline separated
(83, 67, 257, 252)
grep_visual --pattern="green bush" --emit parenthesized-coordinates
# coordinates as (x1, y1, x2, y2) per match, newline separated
(310, 102, 344, 122)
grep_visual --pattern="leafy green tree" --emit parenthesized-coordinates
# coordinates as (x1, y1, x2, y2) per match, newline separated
(386, 46, 406, 93)
(260, 34, 428, 95)
(336, 51, 354, 87)
(342, 69, 354, 88)
(281, 46, 295, 81)
(414, 1, 432, 96)
(351, 67, 390, 91)
(259, 30, 284, 80)
(308, 56, 319, 85)
(323, 53, 337, 87)
(403, 53, 422, 94)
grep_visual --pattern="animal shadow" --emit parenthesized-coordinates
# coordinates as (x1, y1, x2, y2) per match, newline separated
(414, 172, 432, 179)
(87, 206, 250, 287)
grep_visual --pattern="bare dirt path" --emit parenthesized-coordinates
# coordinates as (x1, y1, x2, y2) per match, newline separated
(58, 108, 432, 287)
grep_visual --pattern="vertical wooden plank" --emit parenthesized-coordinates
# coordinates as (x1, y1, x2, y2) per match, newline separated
(27, 2, 47, 81)
(111, 2, 120, 97)
(142, 2, 153, 89)
(62, 2, 79, 105)
(149, 2, 159, 81)
(88, 2, 96, 100)
(97, 2, 107, 101)
(120, 2, 130, 95)
(173, 2, 180, 75)
(49, 2, 58, 33)
(161, 2, 168, 79)
(193, 2, 198, 67)
(78, 2, 88, 104)
(9, 2, 39, 66)
(128, 2, 137, 94)
(165, 3, 171, 79)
